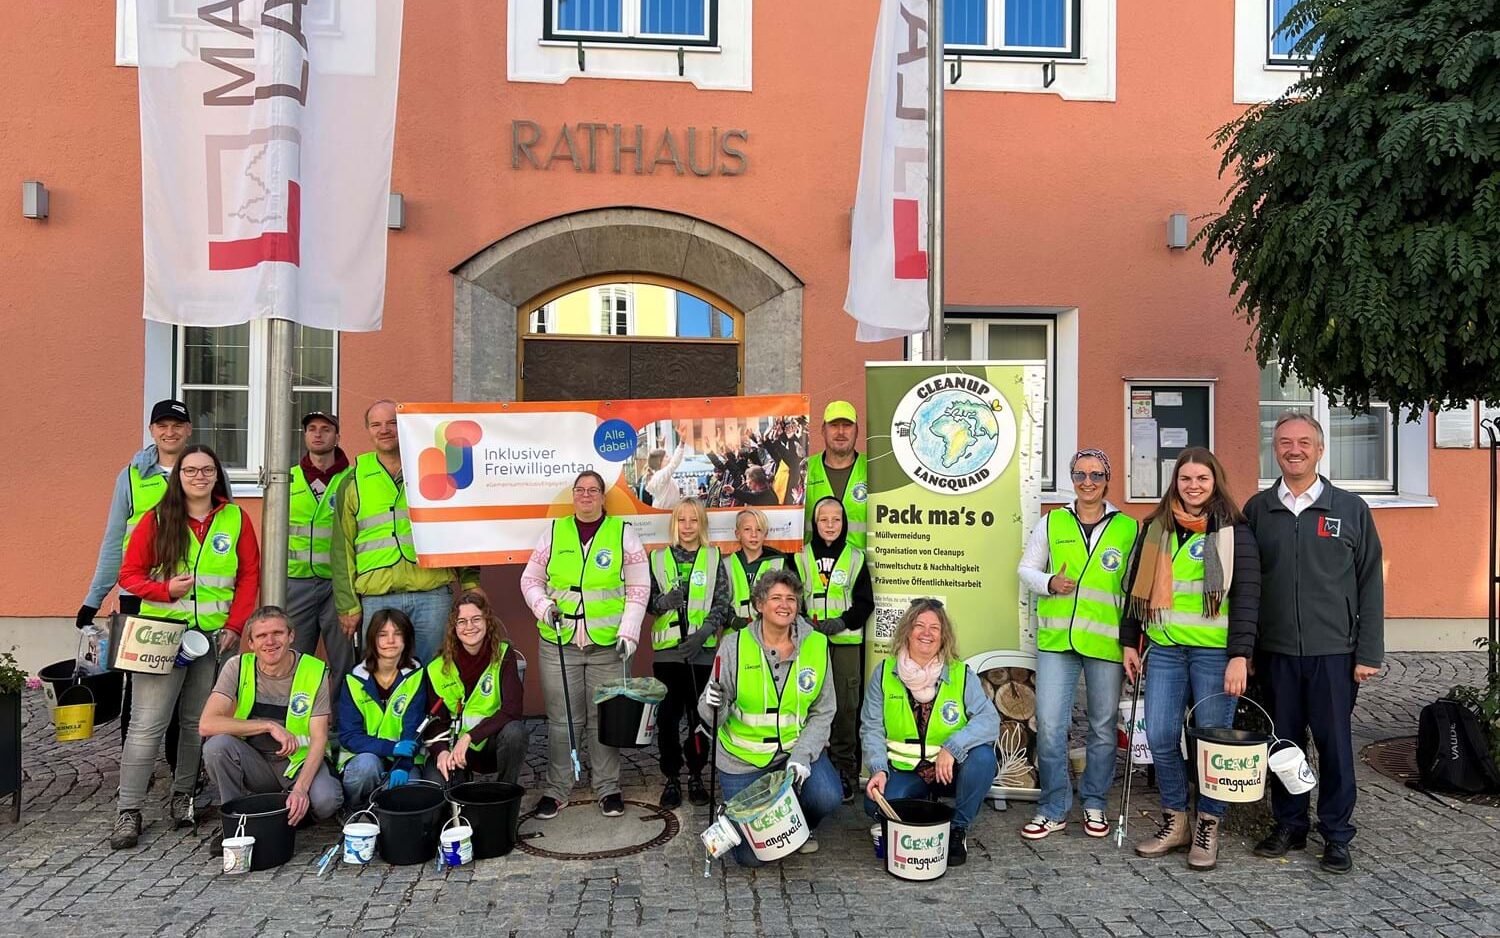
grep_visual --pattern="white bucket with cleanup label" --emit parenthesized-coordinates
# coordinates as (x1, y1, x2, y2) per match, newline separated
(1268, 740, 1318, 795)
(342, 809, 379, 865)
(1117, 698, 1152, 765)
(723, 768, 808, 862)
(882, 799, 953, 882)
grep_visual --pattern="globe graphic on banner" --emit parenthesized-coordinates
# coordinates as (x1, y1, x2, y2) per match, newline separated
(911, 390, 1001, 479)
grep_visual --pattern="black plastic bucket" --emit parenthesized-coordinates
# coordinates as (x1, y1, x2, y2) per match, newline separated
(37, 660, 124, 726)
(597, 695, 658, 748)
(372, 781, 447, 865)
(221, 792, 295, 871)
(446, 781, 524, 859)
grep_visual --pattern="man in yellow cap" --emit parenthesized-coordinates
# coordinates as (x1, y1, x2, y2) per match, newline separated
(804, 401, 867, 550)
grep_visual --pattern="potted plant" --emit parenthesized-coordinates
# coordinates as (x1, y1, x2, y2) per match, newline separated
(0, 646, 24, 823)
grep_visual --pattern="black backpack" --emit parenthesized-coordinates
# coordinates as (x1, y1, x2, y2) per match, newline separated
(1415, 697, 1500, 794)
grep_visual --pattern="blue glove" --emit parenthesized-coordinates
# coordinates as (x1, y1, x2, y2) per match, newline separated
(388, 769, 410, 787)
(392, 739, 417, 759)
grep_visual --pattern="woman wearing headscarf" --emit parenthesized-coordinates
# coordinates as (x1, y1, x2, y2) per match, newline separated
(1017, 449, 1138, 841)
(793, 495, 874, 802)
(1120, 447, 1260, 871)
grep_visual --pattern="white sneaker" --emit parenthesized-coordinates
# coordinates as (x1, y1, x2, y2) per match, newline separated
(1083, 809, 1110, 838)
(1020, 814, 1067, 840)
(796, 837, 819, 854)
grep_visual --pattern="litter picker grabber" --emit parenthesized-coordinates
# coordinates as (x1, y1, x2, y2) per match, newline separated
(1116, 643, 1150, 848)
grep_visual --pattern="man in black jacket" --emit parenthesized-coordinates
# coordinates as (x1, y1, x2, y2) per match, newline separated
(1243, 412, 1384, 874)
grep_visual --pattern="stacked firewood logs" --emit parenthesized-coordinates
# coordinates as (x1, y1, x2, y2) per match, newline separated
(980, 667, 1038, 789)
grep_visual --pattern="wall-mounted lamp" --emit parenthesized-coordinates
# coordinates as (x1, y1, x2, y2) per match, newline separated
(1167, 212, 1188, 249)
(388, 192, 405, 230)
(22, 180, 49, 219)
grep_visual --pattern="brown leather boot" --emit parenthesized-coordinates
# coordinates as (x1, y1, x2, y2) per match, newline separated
(1187, 814, 1221, 871)
(1134, 809, 1190, 858)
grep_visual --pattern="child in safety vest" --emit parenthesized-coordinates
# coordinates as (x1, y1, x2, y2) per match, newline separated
(336, 608, 427, 805)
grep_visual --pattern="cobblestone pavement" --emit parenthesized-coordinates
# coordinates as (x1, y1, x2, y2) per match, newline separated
(2, 653, 1497, 938)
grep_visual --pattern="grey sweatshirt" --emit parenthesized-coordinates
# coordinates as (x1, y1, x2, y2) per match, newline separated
(83, 446, 169, 607)
(697, 616, 835, 774)
(859, 660, 1001, 776)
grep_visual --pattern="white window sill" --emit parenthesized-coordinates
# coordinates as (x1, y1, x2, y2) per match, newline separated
(540, 39, 721, 53)
(1263, 62, 1310, 72)
(1361, 493, 1438, 509)
(231, 480, 265, 500)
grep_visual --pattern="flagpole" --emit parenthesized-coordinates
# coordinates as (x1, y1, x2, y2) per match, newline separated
(261, 316, 294, 608)
(925, 0, 945, 360)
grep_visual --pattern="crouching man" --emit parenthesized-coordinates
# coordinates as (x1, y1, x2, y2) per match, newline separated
(200, 606, 344, 824)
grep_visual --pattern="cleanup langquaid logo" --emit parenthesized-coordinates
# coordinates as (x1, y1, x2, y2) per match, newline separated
(289, 693, 312, 718)
(891, 373, 1017, 495)
(797, 667, 817, 694)
(211, 533, 232, 554)
(940, 699, 961, 726)
(480, 672, 495, 696)
(851, 482, 868, 503)
(595, 548, 614, 569)
(691, 569, 708, 586)
(1188, 538, 1206, 561)
(1100, 547, 1123, 572)
(393, 693, 411, 716)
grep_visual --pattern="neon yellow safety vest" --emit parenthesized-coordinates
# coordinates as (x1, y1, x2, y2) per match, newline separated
(724, 553, 786, 622)
(352, 452, 417, 574)
(794, 544, 866, 645)
(803, 453, 868, 550)
(425, 643, 508, 752)
(139, 504, 242, 633)
(650, 546, 721, 650)
(718, 627, 829, 768)
(124, 465, 168, 551)
(1146, 532, 1229, 649)
(233, 652, 328, 779)
(537, 516, 627, 646)
(288, 463, 353, 580)
(338, 666, 425, 769)
(881, 658, 969, 771)
(1035, 509, 1139, 662)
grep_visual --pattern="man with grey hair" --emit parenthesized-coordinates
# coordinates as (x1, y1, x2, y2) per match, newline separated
(1243, 410, 1384, 874)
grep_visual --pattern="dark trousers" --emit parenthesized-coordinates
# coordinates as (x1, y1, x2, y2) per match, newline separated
(652, 661, 711, 779)
(117, 595, 181, 774)
(1264, 651, 1358, 845)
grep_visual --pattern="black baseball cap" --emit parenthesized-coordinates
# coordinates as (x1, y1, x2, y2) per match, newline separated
(301, 411, 340, 430)
(149, 399, 191, 424)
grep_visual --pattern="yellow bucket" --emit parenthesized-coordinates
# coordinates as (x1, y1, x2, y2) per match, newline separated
(54, 684, 96, 742)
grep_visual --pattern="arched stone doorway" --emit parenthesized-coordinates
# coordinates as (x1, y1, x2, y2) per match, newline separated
(452, 207, 803, 401)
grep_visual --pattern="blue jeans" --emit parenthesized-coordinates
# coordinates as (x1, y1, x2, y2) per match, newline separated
(1144, 641, 1236, 818)
(341, 752, 389, 806)
(362, 585, 452, 664)
(1035, 650, 1124, 820)
(718, 754, 842, 868)
(863, 745, 998, 831)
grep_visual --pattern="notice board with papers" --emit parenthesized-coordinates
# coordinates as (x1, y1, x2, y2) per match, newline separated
(1125, 382, 1213, 503)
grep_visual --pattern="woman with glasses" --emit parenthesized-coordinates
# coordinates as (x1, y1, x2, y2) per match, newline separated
(698, 567, 841, 866)
(861, 598, 999, 866)
(1017, 449, 1139, 842)
(111, 444, 260, 849)
(423, 590, 528, 786)
(521, 470, 649, 820)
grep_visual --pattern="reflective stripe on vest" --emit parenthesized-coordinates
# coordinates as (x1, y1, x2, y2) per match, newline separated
(139, 504, 242, 632)
(724, 553, 786, 621)
(352, 452, 416, 574)
(881, 658, 969, 771)
(651, 546, 721, 650)
(537, 516, 627, 647)
(794, 545, 866, 644)
(803, 453, 869, 550)
(233, 653, 327, 779)
(1145, 532, 1229, 649)
(718, 627, 829, 768)
(1035, 509, 1139, 662)
(337, 667, 425, 769)
(425, 644, 508, 753)
(124, 465, 169, 551)
(288, 463, 352, 580)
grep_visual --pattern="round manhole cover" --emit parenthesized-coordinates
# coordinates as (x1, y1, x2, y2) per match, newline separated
(1362, 735, 1500, 808)
(514, 799, 681, 860)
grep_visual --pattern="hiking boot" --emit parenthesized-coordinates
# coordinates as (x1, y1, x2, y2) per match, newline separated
(169, 792, 196, 830)
(1253, 825, 1307, 858)
(1134, 809, 1189, 858)
(110, 810, 142, 850)
(948, 827, 968, 867)
(533, 796, 561, 820)
(687, 774, 710, 806)
(659, 778, 682, 810)
(600, 793, 625, 817)
(1187, 815, 1221, 871)
(1320, 841, 1353, 874)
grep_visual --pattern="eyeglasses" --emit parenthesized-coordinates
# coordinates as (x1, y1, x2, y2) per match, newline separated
(180, 466, 218, 478)
(455, 616, 487, 628)
(908, 597, 944, 609)
(573, 486, 603, 496)
(1070, 470, 1108, 483)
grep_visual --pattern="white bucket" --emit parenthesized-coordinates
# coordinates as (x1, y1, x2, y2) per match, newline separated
(1117, 698, 1152, 765)
(723, 768, 809, 862)
(699, 812, 742, 860)
(174, 630, 210, 668)
(440, 815, 474, 867)
(222, 836, 255, 874)
(882, 799, 953, 882)
(1268, 741, 1317, 795)
(342, 809, 379, 865)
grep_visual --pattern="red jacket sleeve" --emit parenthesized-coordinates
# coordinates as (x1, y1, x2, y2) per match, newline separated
(225, 512, 261, 634)
(118, 511, 174, 602)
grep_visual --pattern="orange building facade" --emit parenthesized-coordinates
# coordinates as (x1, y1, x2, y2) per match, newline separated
(0, 1, 1486, 663)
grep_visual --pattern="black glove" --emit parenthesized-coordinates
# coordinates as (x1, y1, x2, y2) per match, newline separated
(812, 615, 845, 636)
(655, 585, 687, 614)
(679, 625, 716, 656)
(76, 604, 99, 630)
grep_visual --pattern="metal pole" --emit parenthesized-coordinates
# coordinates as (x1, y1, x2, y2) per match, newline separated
(925, 0, 945, 361)
(1486, 419, 1499, 681)
(261, 316, 295, 608)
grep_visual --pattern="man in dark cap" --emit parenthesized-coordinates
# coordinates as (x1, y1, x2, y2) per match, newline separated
(286, 411, 355, 698)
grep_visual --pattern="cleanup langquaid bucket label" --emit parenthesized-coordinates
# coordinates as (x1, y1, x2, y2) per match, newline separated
(1195, 736, 1268, 802)
(724, 770, 808, 862)
(886, 821, 949, 880)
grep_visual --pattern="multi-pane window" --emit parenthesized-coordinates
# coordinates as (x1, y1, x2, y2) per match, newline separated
(176, 323, 337, 478)
(549, 0, 715, 44)
(945, 0, 1080, 58)
(530, 304, 556, 334)
(1268, 0, 1316, 64)
(943, 317, 1057, 488)
(598, 287, 634, 336)
(1258, 364, 1394, 492)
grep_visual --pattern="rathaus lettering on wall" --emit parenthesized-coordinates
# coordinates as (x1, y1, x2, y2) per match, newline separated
(511, 121, 748, 176)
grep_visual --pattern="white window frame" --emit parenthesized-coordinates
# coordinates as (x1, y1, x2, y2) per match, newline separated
(530, 304, 557, 334)
(597, 286, 635, 336)
(547, 0, 715, 45)
(1234, 0, 1308, 103)
(1122, 379, 1216, 505)
(1265, 0, 1315, 66)
(1258, 367, 1397, 495)
(946, 0, 1082, 58)
(172, 322, 339, 484)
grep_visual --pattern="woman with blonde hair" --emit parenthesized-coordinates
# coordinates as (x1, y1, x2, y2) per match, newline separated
(860, 598, 999, 866)
(723, 507, 786, 631)
(1120, 447, 1260, 871)
(648, 498, 732, 808)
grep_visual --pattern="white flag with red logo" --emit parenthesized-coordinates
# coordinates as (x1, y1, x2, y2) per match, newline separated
(845, 0, 930, 343)
(136, 0, 403, 331)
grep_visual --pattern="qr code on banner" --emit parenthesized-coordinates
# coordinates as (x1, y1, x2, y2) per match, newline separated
(872, 596, 920, 642)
